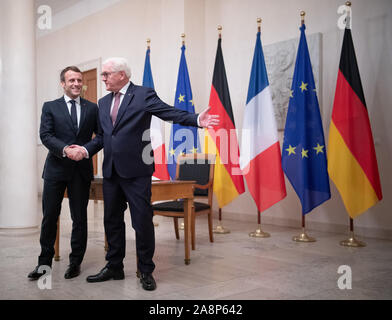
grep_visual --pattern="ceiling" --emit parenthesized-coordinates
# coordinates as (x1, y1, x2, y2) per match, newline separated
(34, 0, 123, 37)
(34, 0, 83, 15)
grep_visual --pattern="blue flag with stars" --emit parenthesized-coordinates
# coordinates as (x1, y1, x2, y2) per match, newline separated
(167, 45, 200, 179)
(281, 24, 331, 214)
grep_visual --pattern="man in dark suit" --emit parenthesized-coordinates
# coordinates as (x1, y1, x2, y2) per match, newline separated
(70, 57, 218, 290)
(28, 66, 100, 280)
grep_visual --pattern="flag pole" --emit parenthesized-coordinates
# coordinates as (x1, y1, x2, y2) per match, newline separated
(292, 214, 316, 242)
(345, 1, 352, 29)
(212, 25, 230, 235)
(214, 208, 230, 234)
(291, 11, 316, 243)
(178, 33, 187, 231)
(249, 210, 271, 238)
(248, 18, 270, 238)
(147, 37, 159, 228)
(340, 217, 366, 247)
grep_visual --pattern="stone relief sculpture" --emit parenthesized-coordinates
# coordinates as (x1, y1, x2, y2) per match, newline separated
(264, 32, 321, 130)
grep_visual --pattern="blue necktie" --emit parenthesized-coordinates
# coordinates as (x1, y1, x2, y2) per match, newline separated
(70, 100, 78, 131)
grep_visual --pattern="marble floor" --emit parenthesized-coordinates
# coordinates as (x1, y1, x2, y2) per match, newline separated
(1, 199, 392, 300)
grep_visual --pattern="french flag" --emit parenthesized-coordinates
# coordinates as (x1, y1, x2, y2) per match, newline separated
(240, 31, 286, 212)
(143, 46, 170, 180)
(150, 116, 170, 180)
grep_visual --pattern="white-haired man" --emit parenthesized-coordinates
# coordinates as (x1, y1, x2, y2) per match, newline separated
(69, 57, 218, 291)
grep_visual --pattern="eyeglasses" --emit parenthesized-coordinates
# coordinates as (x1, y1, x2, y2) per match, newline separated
(100, 71, 119, 78)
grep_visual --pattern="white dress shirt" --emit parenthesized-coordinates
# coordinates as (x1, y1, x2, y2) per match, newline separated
(110, 82, 130, 115)
(62, 94, 81, 157)
(64, 94, 81, 127)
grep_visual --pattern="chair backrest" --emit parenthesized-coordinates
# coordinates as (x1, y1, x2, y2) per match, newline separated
(176, 154, 215, 197)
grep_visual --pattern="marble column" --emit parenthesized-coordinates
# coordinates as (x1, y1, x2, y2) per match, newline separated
(0, 0, 38, 230)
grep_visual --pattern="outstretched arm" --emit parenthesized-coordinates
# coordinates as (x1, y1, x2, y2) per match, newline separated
(145, 89, 219, 128)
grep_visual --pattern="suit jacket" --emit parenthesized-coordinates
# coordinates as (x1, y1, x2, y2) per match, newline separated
(85, 82, 199, 179)
(40, 96, 100, 182)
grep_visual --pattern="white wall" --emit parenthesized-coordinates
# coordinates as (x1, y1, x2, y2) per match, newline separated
(36, 0, 187, 190)
(36, 0, 392, 239)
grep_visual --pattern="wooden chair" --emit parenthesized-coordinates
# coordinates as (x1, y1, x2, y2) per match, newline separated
(152, 153, 215, 250)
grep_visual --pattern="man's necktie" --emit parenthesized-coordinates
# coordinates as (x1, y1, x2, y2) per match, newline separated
(70, 100, 78, 131)
(111, 92, 121, 125)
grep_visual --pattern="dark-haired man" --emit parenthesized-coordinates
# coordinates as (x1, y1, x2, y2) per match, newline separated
(28, 66, 100, 280)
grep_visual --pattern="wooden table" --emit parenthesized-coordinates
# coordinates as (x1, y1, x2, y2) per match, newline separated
(56, 178, 195, 264)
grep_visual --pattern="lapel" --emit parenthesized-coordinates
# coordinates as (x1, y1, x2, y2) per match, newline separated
(101, 93, 114, 127)
(57, 97, 76, 133)
(78, 98, 88, 135)
(113, 82, 135, 130)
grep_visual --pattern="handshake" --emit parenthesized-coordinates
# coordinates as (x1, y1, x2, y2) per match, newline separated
(65, 145, 87, 161)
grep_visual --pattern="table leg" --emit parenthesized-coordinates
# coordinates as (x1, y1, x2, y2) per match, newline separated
(54, 219, 60, 261)
(104, 234, 108, 252)
(183, 198, 192, 265)
(136, 255, 140, 278)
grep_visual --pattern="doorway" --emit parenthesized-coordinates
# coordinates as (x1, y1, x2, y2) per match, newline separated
(81, 68, 98, 176)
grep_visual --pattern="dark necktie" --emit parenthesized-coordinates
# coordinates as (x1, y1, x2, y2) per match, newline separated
(70, 100, 78, 130)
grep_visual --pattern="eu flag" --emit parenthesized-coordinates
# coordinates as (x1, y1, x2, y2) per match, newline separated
(167, 45, 200, 179)
(282, 24, 331, 214)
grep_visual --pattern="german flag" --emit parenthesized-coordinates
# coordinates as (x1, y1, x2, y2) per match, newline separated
(204, 37, 245, 208)
(328, 28, 382, 218)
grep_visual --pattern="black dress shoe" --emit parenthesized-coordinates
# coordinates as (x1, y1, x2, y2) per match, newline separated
(140, 273, 156, 291)
(27, 265, 50, 280)
(64, 264, 81, 279)
(86, 267, 124, 283)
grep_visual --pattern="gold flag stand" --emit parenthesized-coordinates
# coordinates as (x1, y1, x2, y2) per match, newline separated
(249, 211, 270, 238)
(340, 218, 366, 247)
(293, 214, 316, 242)
(214, 208, 230, 234)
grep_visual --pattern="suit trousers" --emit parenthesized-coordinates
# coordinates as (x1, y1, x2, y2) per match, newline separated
(39, 169, 91, 266)
(103, 168, 155, 273)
